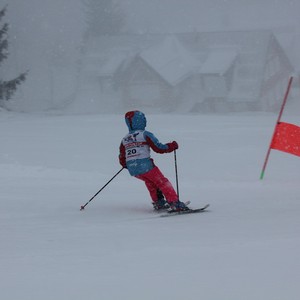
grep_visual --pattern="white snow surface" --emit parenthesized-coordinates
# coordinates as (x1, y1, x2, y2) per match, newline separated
(1, 111, 300, 300)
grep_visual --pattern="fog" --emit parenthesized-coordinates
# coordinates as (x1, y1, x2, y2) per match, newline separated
(2, 0, 300, 112)
(124, 0, 300, 33)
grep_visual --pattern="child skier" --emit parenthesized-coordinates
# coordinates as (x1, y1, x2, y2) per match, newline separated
(119, 110, 189, 212)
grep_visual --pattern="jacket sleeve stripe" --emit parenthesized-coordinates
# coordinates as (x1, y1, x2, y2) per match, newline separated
(144, 131, 171, 153)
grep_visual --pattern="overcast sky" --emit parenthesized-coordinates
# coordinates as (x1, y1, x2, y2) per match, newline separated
(122, 0, 300, 33)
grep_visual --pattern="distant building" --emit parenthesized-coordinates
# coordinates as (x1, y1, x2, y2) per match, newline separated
(76, 30, 293, 113)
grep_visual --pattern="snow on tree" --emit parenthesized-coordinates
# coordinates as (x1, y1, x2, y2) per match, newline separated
(0, 6, 27, 108)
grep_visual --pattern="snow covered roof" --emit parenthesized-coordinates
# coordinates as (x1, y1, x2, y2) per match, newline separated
(139, 36, 200, 86)
(199, 48, 238, 75)
(81, 30, 293, 102)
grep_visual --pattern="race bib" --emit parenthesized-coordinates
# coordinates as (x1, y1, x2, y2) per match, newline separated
(122, 131, 150, 161)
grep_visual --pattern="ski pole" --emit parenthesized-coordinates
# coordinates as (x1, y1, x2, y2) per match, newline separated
(80, 168, 124, 210)
(174, 150, 179, 199)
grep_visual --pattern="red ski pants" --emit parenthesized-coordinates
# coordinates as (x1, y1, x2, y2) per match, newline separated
(135, 166, 178, 203)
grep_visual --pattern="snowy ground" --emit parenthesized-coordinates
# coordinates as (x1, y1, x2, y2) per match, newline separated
(1, 111, 300, 300)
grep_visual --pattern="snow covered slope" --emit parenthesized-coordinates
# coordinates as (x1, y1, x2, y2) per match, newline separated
(1, 112, 299, 300)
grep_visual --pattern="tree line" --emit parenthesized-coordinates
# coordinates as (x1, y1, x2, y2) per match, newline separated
(0, 6, 27, 109)
(0, 0, 125, 109)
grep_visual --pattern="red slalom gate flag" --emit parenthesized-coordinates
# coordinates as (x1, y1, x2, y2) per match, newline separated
(260, 76, 294, 179)
(271, 122, 300, 157)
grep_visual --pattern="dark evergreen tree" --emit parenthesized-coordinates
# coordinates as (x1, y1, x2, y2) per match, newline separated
(0, 6, 27, 107)
(83, 0, 125, 37)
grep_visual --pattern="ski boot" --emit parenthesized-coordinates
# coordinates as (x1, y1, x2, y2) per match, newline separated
(152, 198, 170, 211)
(152, 189, 170, 211)
(168, 200, 190, 212)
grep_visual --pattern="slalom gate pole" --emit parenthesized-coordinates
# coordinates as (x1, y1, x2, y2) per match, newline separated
(174, 150, 180, 198)
(80, 168, 124, 210)
(260, 76, 293, 180)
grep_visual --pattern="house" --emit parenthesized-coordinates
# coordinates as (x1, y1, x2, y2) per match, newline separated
(76, 30, 294, 113)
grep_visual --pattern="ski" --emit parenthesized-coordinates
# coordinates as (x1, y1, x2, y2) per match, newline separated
(160, 204, 209, 217)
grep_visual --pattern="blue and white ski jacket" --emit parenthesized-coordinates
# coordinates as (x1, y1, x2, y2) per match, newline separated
(119, 111, 175, 176)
